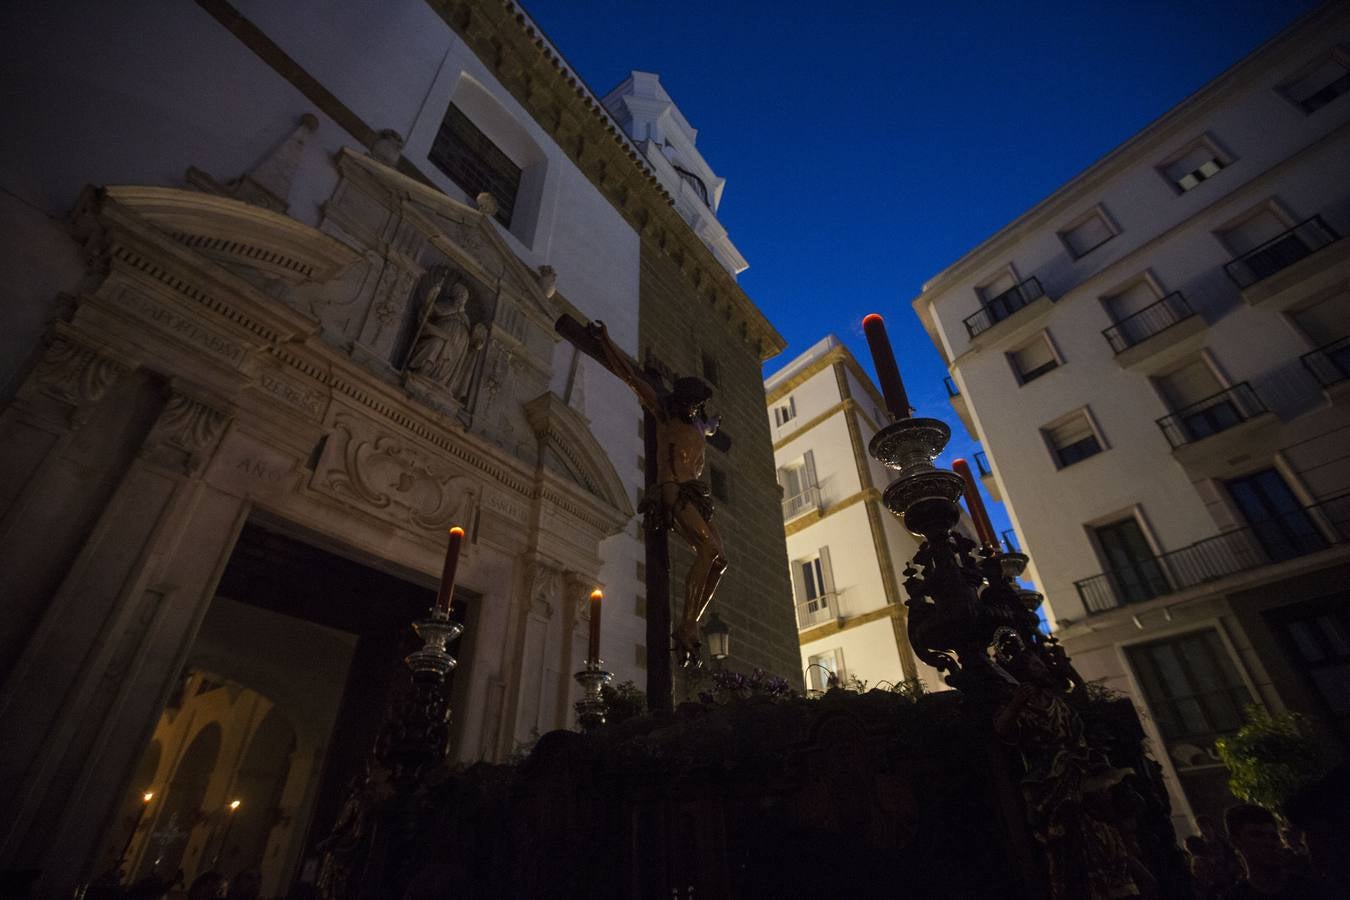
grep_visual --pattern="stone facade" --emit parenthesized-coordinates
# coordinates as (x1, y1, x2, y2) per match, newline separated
(0, 0, 796, 894)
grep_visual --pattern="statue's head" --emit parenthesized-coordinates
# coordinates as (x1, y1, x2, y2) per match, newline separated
(447, 283, 470, 311)
(671, 376, 713, 420)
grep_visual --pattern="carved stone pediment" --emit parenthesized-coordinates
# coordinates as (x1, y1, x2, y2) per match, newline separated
(333, 150, 560, 329)
(102, 186, 361, 285)
(312, 408, 478, 532)
(522, 391, 633, 521)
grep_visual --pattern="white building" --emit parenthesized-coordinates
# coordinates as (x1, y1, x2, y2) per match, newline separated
(765, 336, 946, 694)
(913, 4, 1350, 830)
(0, 0, 794, 894)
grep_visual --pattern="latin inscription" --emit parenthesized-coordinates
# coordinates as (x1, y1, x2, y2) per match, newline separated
(258, 372, 324, 416)
(121, 291, 245, 363)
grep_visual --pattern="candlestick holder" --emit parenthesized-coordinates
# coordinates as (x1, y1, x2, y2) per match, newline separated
(405, 607, 465, 678)
(573, 659, 613, 732)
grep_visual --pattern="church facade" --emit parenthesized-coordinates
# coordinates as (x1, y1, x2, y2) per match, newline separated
(0, 0, 795, 894)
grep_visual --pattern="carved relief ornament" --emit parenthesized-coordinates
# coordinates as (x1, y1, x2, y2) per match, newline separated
(316, 412, 477, 532)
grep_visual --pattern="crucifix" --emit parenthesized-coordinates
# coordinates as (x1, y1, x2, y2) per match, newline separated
(555, 314, 731, 715)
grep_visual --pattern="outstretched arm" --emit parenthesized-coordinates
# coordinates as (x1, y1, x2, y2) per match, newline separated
(587, 320, 660, 413)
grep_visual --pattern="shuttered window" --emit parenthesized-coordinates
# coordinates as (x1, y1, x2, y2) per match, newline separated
(1162, 144, 1227, 193)
(1105, 281, 1162, 322)
(1061, 211, 1115, 258)
(1044, 411, 1102, 468)
(1283, 51, 1350, 113)
(1011, 334, 1058, 383)
(1156, 360, 1223, 411)
(1221, 210, 1288, 256)
(979, 271, 1017, 304)
(1292, 294, 1350, 345)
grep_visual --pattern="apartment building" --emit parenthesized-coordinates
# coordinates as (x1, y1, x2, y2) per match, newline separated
(766, 336, 946, 694)
(913, 4, 1350, 829)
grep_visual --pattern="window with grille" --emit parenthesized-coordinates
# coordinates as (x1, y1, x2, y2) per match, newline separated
(1059, 209, 1116, 258)
(1043, 411, 1102, 468)
(429, 102, 522, 228)
(1281, 49, 1350, 114)
(1160, 141, 1229, 193)
(1125, 629, 1251, 745)
(1009, 333, 1059, 384)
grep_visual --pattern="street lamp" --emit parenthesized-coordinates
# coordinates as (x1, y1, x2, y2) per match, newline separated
(702, 610, 730, 661)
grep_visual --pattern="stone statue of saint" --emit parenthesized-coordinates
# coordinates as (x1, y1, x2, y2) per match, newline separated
(408, 282, 486, 400)
(587, 320, 727, 666)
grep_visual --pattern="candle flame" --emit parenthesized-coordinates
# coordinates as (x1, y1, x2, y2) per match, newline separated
(449, 526, 465, 537)
(229, 799, 241, 811)
(590, 589, 603, 600)
(143, 791, 154, 803)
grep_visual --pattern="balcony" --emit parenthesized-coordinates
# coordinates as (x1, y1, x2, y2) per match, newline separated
(1074, 493, 1350, 615)
(1225, 216, 1348, 310)
(796, 591, 843, 630)
(1302, 336, 1350, 392)
(963, 277, 1050, 341)
(946, 374, 977, 438)
(782, 485, 822, 522)
(972, 450, 1002, 501)
(1103, 292, 1206, 371)
(1156, 383, 1269, 449)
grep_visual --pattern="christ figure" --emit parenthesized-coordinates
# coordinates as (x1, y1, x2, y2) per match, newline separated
(588, 321, 727, 665)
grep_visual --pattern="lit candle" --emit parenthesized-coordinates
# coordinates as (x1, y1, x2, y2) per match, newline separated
(862, 313, 912, 420)
(953, 458, 998, 549)
(587, 589, 602, 662)
(435, 527, 466, 616)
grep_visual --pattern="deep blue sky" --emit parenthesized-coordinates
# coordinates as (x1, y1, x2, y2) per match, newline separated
(524, 0, 1319, 544)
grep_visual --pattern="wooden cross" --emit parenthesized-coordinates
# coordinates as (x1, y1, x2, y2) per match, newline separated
(555, 314, 730, 715)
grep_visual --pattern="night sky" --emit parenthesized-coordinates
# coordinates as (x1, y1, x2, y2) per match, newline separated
(522, 0, 1319, 544)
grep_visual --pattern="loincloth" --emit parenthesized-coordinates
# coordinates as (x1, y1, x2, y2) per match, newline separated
(640, 480, 714, 530)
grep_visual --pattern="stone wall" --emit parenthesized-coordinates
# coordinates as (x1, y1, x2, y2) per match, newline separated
(638, 246, 801, 685)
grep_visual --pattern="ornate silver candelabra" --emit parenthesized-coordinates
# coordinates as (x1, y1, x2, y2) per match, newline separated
(573, 658, 613, 732)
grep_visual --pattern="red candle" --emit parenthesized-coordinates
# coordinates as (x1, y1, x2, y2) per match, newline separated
(952, 459, 998, 549)
(862, 313, 912, 420)
(435, 527, 465, 615)
(587, 589, 603, 661)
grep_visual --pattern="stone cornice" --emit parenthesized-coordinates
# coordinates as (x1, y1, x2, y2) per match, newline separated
(425, 0, 786, 361)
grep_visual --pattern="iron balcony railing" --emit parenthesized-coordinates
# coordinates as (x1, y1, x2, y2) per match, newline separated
(782, 485, 822, 521)
(963, 277, 1047, 339)
(1156, 383, 1266, 449)
(974, 450, 992, 477)
(1102, 291, 1195, 354)
(1302, 336, 1350, 388)
(1074, 494, 1350, 615)
(1223, 215, 1340, 288)
(944, 376, 960, 398)
(796, 591, 843, 630)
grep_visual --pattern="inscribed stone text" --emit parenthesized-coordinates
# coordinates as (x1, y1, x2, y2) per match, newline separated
(122, 291, 245, 364)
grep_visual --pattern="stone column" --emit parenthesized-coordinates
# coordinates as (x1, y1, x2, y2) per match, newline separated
(0, 380, 248, 898)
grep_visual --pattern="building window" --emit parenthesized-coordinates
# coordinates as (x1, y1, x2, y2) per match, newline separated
(710, 465, 729, 503)
(1059, 208, 1117, 258)
(792, 547, 837, 629)
(1159, 139, 1229, 193)
(1226, 469, 1326, 563)
(1280, 48, 1350, 114)
(1218, 207, 1292, 257)
(1266, 594, 1350, 742)
(1126, 629, 1251, 746)
(635, 643, 648, 669)
(635, 594, 647, 618)
(1093, 516, 1169, 605)
(773, 395, 797, 427)
(1043, 410, 1103, 468)
(779, 451, 819, 520)
(429, 102, 522, 228)
(806, 648, 845, 691)
(673, 165, 710, 206)
(1009, 332, 1060, 384)
(701, 352, 720, 386)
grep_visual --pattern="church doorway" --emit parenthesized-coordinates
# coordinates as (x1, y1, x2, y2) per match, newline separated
(95, 519, 466, 896)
